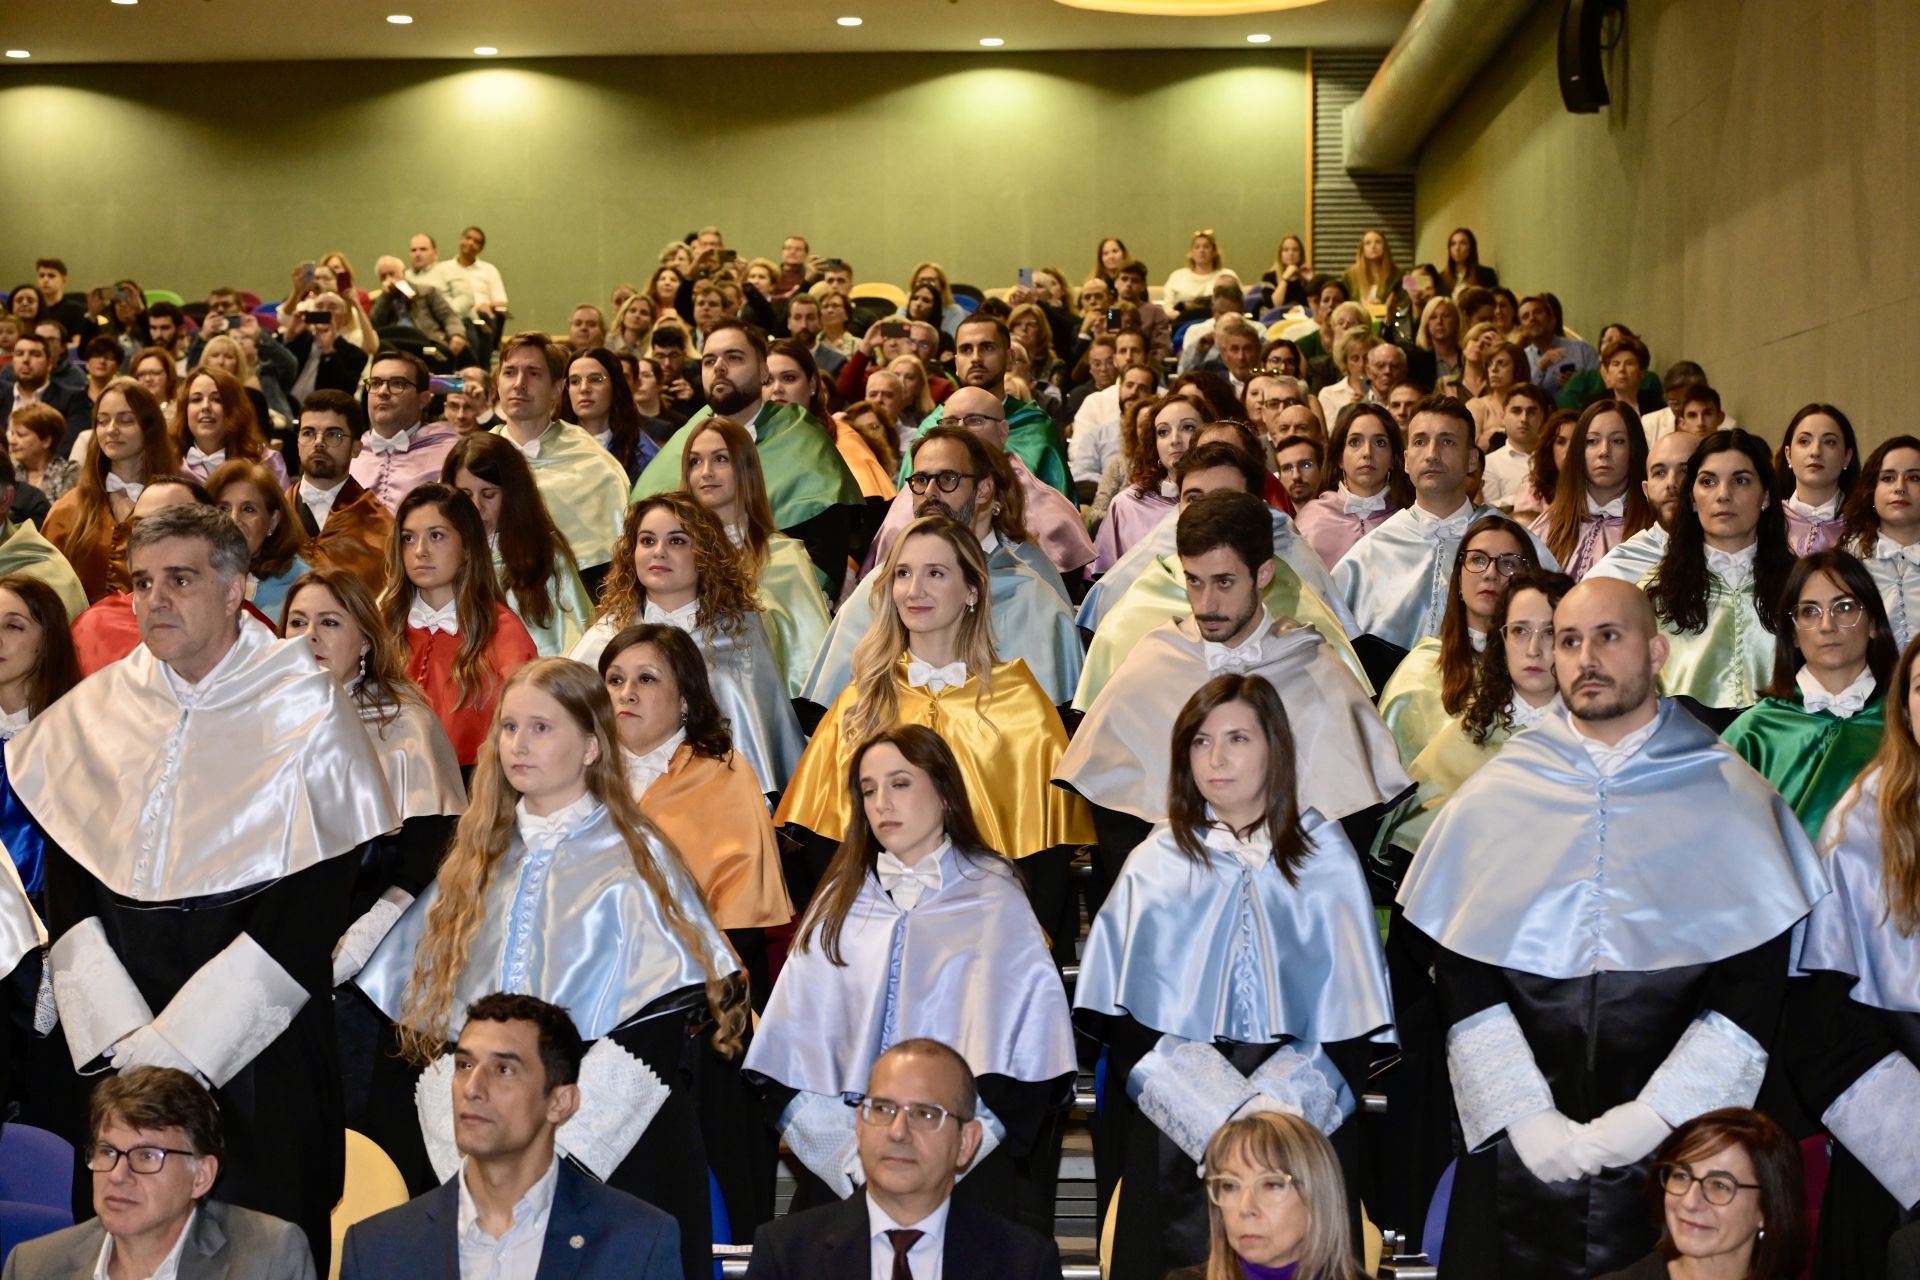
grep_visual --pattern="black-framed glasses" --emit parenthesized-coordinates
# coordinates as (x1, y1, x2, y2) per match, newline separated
(365, 377, 422, 394)
(906, 470, 977, 495)
(85, 1142, 197, 1175)
(1790, 598, 1865, 629)
(1204, 1170, 1297, 1209)
(945, 413, 1005, 431)
(851, 1095, 971, 1132)
(1656, 1164, 1760, 1206)
(1463, 550, 1526, 577)
(296, 427, 351, 446)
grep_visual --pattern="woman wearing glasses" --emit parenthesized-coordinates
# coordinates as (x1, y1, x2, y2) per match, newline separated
(1075, 675, 1393, 1280)
(1723, 551, 1895, 838)
(1375, 514, 1540, 768)
(1597, 1108, 1804, 1280)
(1169, 1112, 1363, 1280)
(560, 347, 648, 481)
(746, 725, 1075, 1226)
(1532, 401, 1654, 582)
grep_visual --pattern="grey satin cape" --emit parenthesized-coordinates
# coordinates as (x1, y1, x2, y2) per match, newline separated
(1801, 768, 1918, 1014)
(1398, 700, 1829, 979)
(1074, 815, 1395, 1048)
(359, 697, 466, 824)
(1585, 525, 1669, 585)
(1330, 503, 1558, 650)
(354, 801, 738, 1040)
(742, 842, 1077, 1095)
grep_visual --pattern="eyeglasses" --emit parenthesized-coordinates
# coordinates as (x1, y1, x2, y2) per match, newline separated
(85, 1142, 197, 1175)
(1790, 598, 1865, 629)
(906, 470, 977, 495)
(568, 373, 609, 388)
(365, 377, 422, 394)
(852, 1096, 970, 1132)
(946, 413, 1005, 431)
(1502, 622, 1555, 647)
(296, 427, 351, 446)
(1463, 550, 1527, 577)
(1204, 1171, 1296, 1209)
(1656, 1164, 1760, 1206)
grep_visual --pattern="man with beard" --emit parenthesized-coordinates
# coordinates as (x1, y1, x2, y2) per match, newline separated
(1395, 576, 1825, 1280)
(631, 320, 862, 594)
(288, 389, 392, 589)
(1584, 429, 1705, 585)
(897, 315, 1073, 502)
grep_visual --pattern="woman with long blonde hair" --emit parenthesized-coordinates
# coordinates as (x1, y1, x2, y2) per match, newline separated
(41, 376, 179, 602)
(1172, 1112, 1364, 1280)
(351, 658, 744, 1280)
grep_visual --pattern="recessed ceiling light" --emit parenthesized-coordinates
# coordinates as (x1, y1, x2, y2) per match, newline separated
(1246, 32, 1272, 43)
(4, 50, 28, 58)
(836, 16, 862, 26)
(979, 36, 1004, 46)
(111, 0, 138, 6)
(473, 46, 498, 55)
(385, 14, 413, 24)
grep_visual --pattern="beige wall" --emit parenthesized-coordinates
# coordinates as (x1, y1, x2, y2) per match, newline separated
(1413, 0, 1919, 448)
(0, 50, 1309, 335)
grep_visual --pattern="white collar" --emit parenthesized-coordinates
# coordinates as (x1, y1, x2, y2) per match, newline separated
(1202, 809, 1272, 871)
(1337, 484, 1387, 516)
(508, 423, 553, 459)
(867, 1189, 952, 1247)
(1566, 710, 1661, 778)
(875, 840, 950, 911)
(456, 1152, 560, 1243)
(158, 628, 248, 705)
(95, 1207, 197, 1280)
(409, 595, 460, 635)
(723, 523, 747, 548)
(1786, 492, 1842, 523)
(978, 529, 1002, 555)
(591, 428, 612, 450)
(904, 654, 969, 692)
(0, 705, 29, 742)
(299, 474, 346, 502)
(513, 792, 597, 851)
(1467, 628, 1487, 652)
(1705, 541, 1758, 588)
(1407, 498, 1474, 536)
(1797, 665, 1876, 719)
(1872, 533, 1920, 564)
(363, 423, 418, 454)
(622, 726, 686, 798)
(1586, 492, 1626, 518)
(1508, 690, 1562, 731)
(1202, 607, 1271, 674)
(641, 597, 699, 632)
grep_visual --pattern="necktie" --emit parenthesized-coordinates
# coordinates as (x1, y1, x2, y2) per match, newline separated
(905, 659, 967, 692)
(885, 1229, 923, 1280)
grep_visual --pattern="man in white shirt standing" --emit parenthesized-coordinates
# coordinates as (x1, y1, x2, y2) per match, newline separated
(1481, 383, 1553, 510)
(339, 993, 680, 1280)
(452, 226, 508, 326)
(744, 1039, 1061, 1280)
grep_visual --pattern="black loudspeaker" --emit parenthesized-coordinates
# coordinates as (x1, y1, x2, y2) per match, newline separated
(1558, 0, 1621, 113)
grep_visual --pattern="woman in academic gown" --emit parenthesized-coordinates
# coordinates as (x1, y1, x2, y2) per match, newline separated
(1530, 401, 1653, 582)
(746, 724, 1076, 1237)
(1724, 549, 1895, 838)
(0, 575, 80, 898)
(1074, 673, 1395, 1280)
(41, 378, 178, 603)
(352, 658, 747, 1280)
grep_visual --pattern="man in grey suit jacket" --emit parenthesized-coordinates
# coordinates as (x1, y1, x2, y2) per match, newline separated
(3, 1066, 315, 1280)
(339, 994, 679, 1280)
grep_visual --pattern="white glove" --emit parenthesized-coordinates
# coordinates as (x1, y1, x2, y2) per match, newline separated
(112, 1026, 209, 1087)
(1582, 1100, 1671, 1168)
(415, 1054, 461, 1183)
(1507, 1109, 1602, 1183)
(780, 1092, 863, 1198)
(332, 896, 410, 987)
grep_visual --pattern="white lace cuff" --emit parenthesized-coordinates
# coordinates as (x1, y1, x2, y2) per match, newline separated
(151, 932, 308, 1087)
(556, 1037, 667, 1181)
(1823, 1052, 1920, 1209)
(49, 917, 153, 1068)
(1447, 1004, 1554, 1151)
(1248, 1043, 1354, 1135)
(415, 1053, 460, 1183)
(780, 1090, 862, 1198)
(332, 896, 410, 987)
(32, 953, 55, 1037)
(1638, 1011, 1767, 1127)
(1130, 1035, 1261, 1163)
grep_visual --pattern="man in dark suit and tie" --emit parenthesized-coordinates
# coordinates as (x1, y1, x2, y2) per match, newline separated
(339, 994, 680, 1280)
(744, 1039, 1060, 1280)
(0, 332, 91, 460)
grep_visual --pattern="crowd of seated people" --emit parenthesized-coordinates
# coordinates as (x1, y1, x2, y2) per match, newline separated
(0, 222, 1914, 1280)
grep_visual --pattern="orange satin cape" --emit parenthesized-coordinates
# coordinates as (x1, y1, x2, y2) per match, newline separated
(642, 745, 794, 930)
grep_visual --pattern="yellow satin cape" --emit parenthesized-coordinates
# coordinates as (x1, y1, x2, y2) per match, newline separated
(774, 656, 1093, 858)
(642, 745, 794, 930)
(1377, 637, 1453, 767)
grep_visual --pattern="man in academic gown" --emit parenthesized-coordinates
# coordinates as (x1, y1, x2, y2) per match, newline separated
(1057, 489, 1408, 893)
(348, 350, 462, 514)
(13, 504, 397, 1274)
(1395, 577, 1827, 1279)
(1585, 428, 1704, 585)
(896, 314, 1074, 502)
(1331, 396, 1556, 683)
(289, 390, 392, 592)
(800, 414, 1083, 722)
(632, 320, 864, 596)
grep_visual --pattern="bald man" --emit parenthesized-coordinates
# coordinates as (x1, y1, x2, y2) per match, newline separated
(1584, 430, 1705, 584)
(1394, 577, 1827, 1279)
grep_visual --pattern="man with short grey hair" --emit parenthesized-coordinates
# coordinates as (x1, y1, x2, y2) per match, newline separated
(10, 502, 396, 1272)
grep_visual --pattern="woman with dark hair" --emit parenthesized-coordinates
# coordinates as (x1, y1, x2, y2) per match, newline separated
(1376, 513, 1539, 766)
(1775, 403, 1859, 555)
(0, 573, 79, 894)
(1512, 407, 1578, 523)
(1377, 568, 1572, 858)
(383, 483, 538, 765)
(1842, 435, 1920, 649)
(1437, 226, 1498, 295)
(1724, 549, 1896, 837)
(1075, 673, 1393, 1280)
(1091, 393, 1211, 574)
(746, 724, 1074, 1228)
(561, 347, 647, 479)
(1295, 404, 1410, 569)
(208, 458, 309, 624)
(1171, 1112, 1364, 1280)
(42, 377, 180, 602)
(1093, 236, 1130, 283)
(172, 366, 285, 486)
(1646, 428, 1794, 718)
(1534, 400, 1655, 580)
(1597, 1108, 1805, 1280)
(442, 433, 593, 658)
(1792, 632, 1920, 1278)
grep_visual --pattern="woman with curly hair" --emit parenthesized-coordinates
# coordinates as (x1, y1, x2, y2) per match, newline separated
(351, 658, 744, 1280)
(1090, 392, 1212, 574)
(570, 492, 804, 798)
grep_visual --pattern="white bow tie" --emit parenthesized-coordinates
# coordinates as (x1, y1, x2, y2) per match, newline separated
(1787, 494, 1841, 523)
(1798, 666, 1875, 719)
(184, 446, 226, 470)
(1205, 634, 1265, 674)
(1588, 495, 1625, 519)
(1341, 488, 1387, 517)
(905, 658, 968, 692)
(515, 797, 592, 853)
(364, 427, 413, 454)
(299, 478, 341, 506)
(1508, 691, 1562, 731)
(1413, 505, 1473, 542)
(105, 475, 145, 500)
(1705, 544, 1756, 589)
(876, 847, 945, 911)
(1204, 821, 1272, 871)
(642, 598, 699, 632)
(408, 596, 460, 635)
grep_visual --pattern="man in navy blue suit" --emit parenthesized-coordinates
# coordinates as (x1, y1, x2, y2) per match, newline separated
(744, 1039, 1060, 1280)
(340, 993, 679, 1280)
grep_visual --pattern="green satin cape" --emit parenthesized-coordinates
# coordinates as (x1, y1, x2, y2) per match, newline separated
(1723, 692, 1886, 839)
(632, 401, 862, 530)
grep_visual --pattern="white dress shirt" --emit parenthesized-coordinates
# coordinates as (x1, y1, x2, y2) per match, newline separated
(1705, 541, 1758, 590)
(456, 1153, 559, 1280)
(622, 726, 686, 800)
(1567, 710, 1661, 778)
(866, 1192, 949, 1280)
(94, 1208, 196, 1280)
(299, 475, 347, 528)
(1480, 442, 1534, 509)
(1796, 665, 1876, 719)
(1201, 607, 1272, 674)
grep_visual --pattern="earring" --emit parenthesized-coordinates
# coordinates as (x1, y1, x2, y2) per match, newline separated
(357, 652, 368, 680)
(966, 599, 976, 613)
